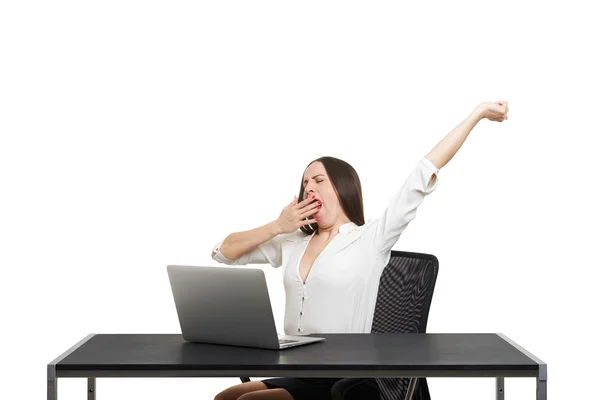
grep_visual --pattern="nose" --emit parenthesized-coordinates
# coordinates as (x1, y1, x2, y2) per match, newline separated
(304, 187, 315, 200)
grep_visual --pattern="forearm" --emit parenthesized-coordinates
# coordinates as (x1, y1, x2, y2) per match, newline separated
(425, 106, 485, 170)
(216, 220, 281, 260)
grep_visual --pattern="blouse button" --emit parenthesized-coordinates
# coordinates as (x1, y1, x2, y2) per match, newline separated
(302, 296, 305, 301)
(298, 328, 302, 332)
(300, 311, 303, 316)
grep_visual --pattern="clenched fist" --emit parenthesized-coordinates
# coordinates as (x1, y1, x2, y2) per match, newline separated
(477, 101, 509, 122)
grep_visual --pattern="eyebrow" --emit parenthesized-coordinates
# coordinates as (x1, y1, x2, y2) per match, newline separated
(303, 174, 325, 184)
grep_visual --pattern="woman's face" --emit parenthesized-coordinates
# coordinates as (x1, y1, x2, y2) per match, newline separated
(302, 161, 341, 225)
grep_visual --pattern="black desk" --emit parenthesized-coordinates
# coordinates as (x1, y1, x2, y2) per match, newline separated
(48, 333, 547, 400)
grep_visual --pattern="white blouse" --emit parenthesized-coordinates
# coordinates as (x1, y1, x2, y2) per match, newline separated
(211, 157, 440, 336)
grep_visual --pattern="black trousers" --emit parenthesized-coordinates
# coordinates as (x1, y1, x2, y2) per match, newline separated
(262, 377, 380, 400)
(329, 378, 381, 400)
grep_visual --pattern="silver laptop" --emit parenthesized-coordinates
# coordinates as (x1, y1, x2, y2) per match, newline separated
(167, 265, 325, 350)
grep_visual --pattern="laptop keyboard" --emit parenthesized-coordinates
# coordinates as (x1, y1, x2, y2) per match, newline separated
(279, 339, 299, 344)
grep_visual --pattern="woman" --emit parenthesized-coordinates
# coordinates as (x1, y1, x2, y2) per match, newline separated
(211, 101, 509, 400)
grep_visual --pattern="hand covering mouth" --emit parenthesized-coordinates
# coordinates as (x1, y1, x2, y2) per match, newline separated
(310, 198, 322, 216)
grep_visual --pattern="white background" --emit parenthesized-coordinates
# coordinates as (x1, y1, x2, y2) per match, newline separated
(1, 1, 598, 399)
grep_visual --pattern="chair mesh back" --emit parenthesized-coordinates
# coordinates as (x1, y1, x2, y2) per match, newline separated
(371, 251, 439, 400)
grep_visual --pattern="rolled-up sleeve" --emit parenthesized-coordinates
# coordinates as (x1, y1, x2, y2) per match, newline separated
(369, 157, 439, 257)
(211, 236, 283, 268)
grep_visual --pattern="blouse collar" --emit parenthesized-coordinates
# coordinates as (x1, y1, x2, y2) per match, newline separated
(301, 222, 358, 241)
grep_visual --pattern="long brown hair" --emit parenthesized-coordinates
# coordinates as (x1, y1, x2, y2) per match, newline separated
(298, 156, 365, 235)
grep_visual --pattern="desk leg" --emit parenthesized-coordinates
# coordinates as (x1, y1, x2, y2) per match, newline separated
(88, 378, 96, 400)
(496, 377, 504, 400)
(47, 377, 57, 400)
(404, 378, 417, 400)
(537, 362, 548, 400)
(537, 375, 547, 400)
(47, 334, 96, 400)
(46, 376, 94, 400)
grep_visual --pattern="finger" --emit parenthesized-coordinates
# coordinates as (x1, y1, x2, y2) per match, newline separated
(300, 205, 321, 219)
(300, 206, 319, 219)
(300, 199, 321, 210)
(295, 195, 305, 206)
(296, 195, 316, 207)
(299, 218, 318, 227)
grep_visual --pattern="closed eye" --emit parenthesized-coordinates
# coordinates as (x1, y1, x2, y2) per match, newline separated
(303, 179, 324, 185)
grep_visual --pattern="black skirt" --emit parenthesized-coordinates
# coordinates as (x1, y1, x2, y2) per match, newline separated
(261, 377, 380, 400)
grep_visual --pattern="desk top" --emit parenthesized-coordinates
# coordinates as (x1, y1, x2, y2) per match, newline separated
(53, 333, 542, 376)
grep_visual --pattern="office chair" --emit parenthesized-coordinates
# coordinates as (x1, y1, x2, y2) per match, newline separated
(330, 250, 439, 400)
(240, 250, 439, 400)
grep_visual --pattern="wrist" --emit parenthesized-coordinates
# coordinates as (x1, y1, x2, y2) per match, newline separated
(269, 220, 282, 235)
(472, 104, 486, 121)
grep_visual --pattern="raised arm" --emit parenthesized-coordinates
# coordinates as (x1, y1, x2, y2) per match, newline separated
(369, 101, 509, 259)
(425, 101, 508, 171)
(368, 157, 440, 258)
